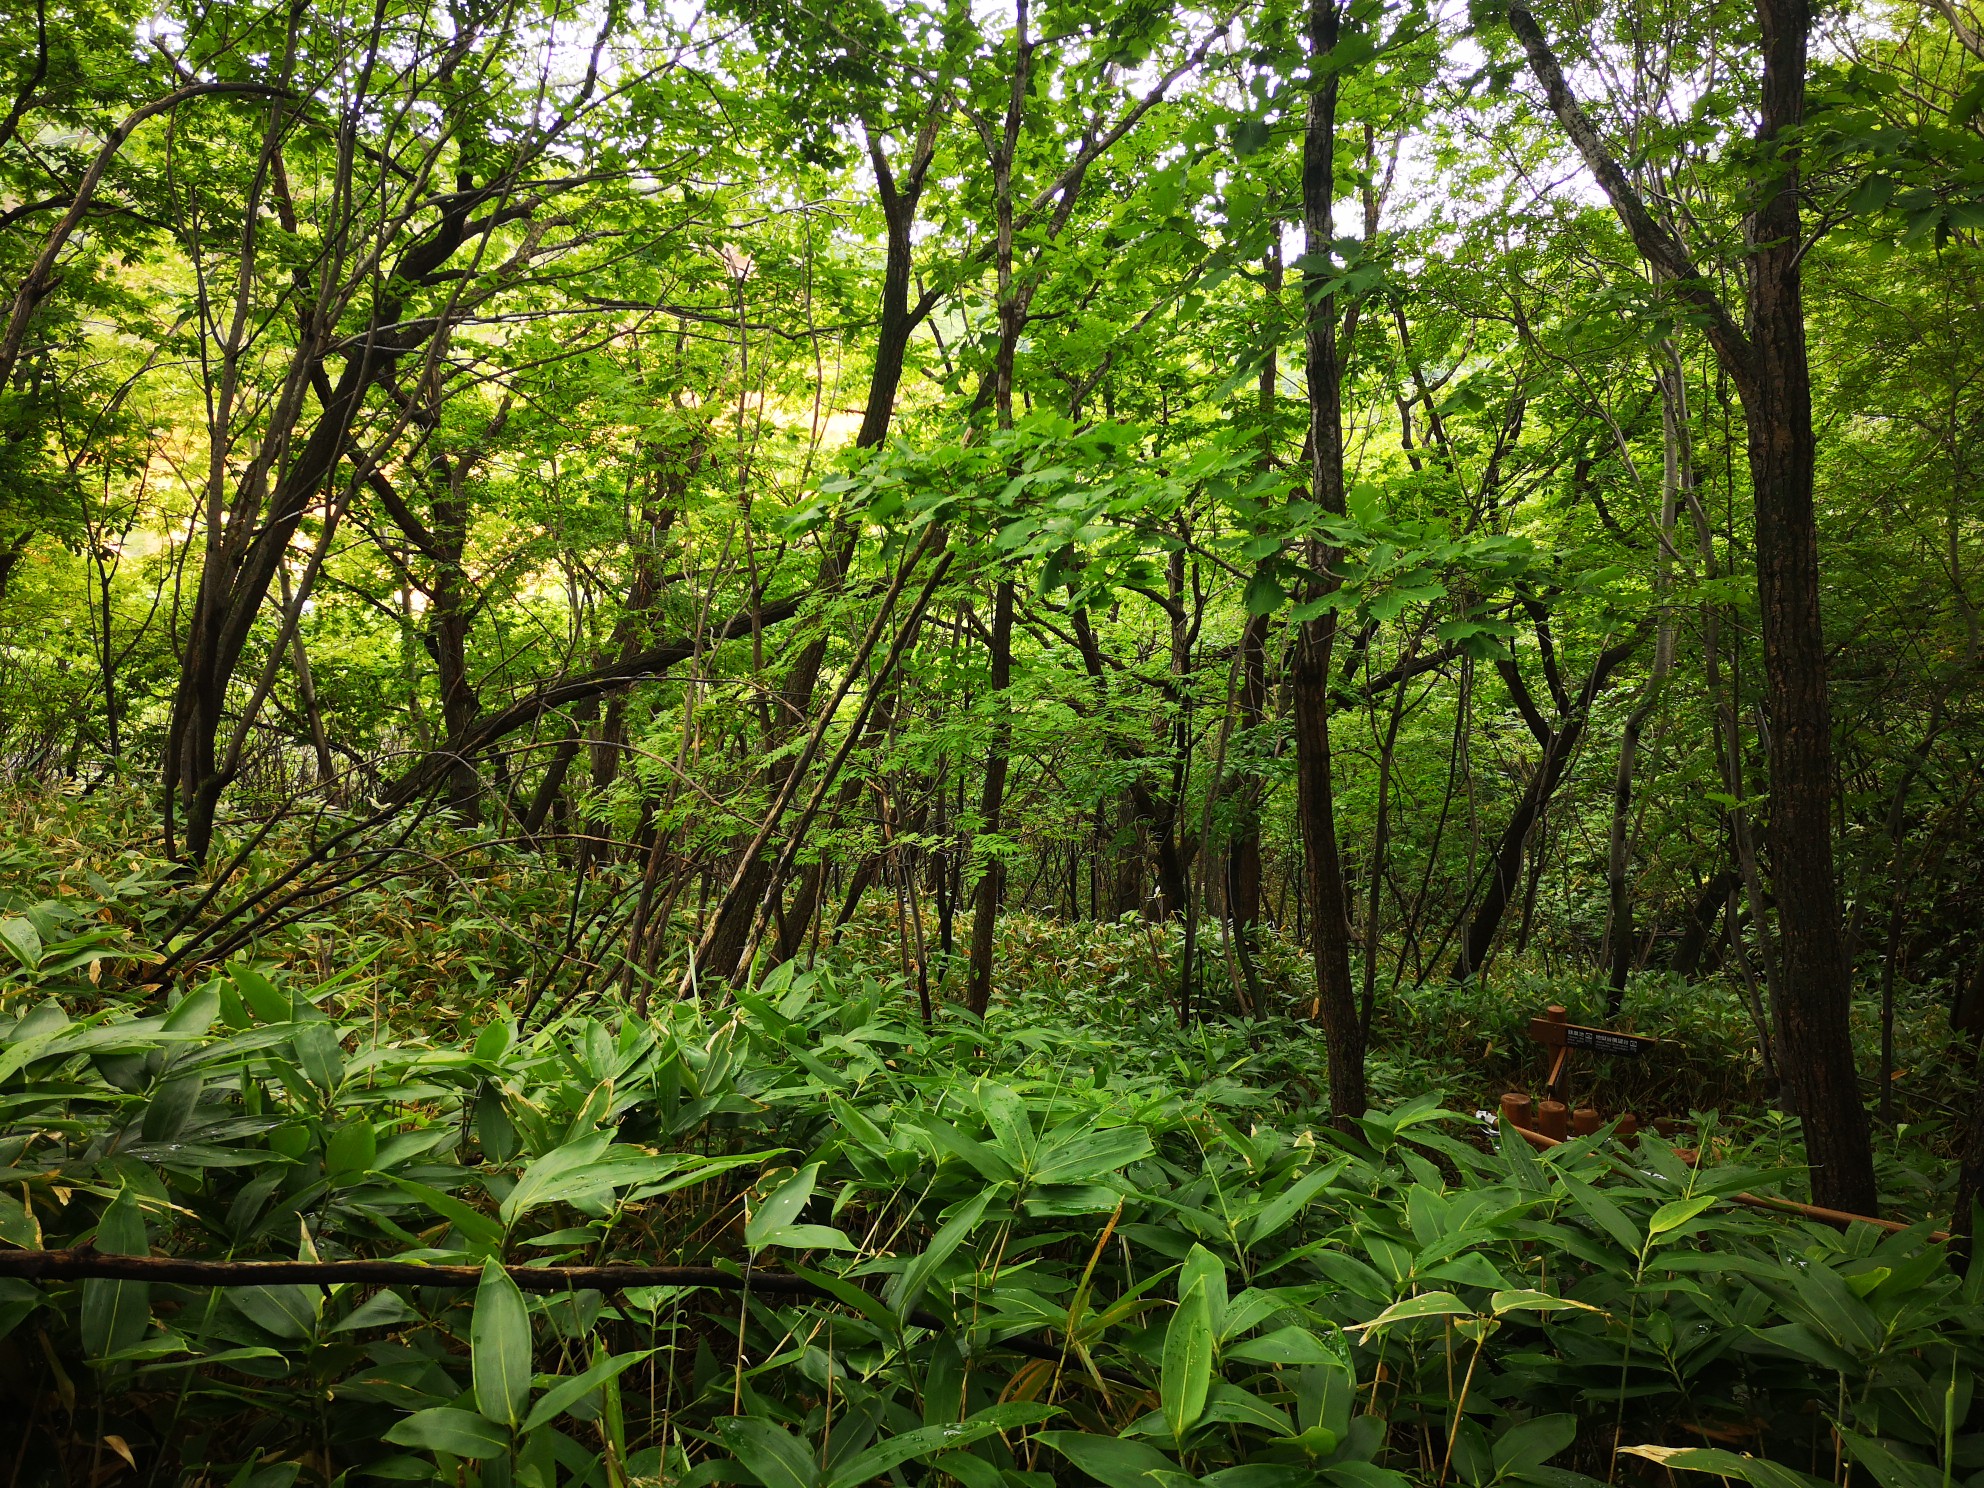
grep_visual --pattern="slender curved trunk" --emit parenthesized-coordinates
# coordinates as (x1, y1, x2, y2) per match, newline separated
(1603, 348, 1684, 1006)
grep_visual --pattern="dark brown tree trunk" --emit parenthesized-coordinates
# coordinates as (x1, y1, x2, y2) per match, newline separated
(1506, 0, 1877, 1214)
(163, 164, 516, 863)
(1743, 0, 1872, 1213)
(963, 12, 1030, 1017)
(965, 578, 1014, 1018)
(166, 360, 375, 863)
(522, 704, 595, 841)
(1670, 868, 1740, 978)
(1452, 629, 1646, 981)
(1296, 0, 1365, 1122)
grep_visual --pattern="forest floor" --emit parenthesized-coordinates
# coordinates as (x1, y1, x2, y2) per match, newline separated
(1, 790, 1978, 1487)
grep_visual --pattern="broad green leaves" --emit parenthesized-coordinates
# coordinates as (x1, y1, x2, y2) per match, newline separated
(2, 904, 1973, 1488)
(1623, 1446, 1829, 1488)
(385, 1408, 510, 1460)
(472, 1261, 532, 1428)
(1038, 1432, 1185, 1488)
(747, 1162, 855, 1252)
(1162, 1279, 1215, 1439)
(719, 1404, 1055, 1488)
(82, 1188, 149, 1363)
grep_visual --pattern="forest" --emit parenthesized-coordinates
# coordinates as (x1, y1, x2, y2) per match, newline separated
(2, 0, 1984, 1481)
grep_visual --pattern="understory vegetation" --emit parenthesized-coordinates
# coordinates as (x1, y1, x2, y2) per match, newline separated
(1, 802, 1980, 1488)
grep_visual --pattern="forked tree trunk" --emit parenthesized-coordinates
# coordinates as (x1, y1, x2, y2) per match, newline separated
(692, 116, 943, 983)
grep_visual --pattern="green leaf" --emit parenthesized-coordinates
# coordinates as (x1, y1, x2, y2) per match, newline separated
(825, 1403, 1055, 1488)
(82, 1189, 149, 1362)
(387, 1176, 505, 1250)
(1244, 1163, 1345, 1248)
(1494, 1414, 1578, 1473)
(1244, 569, 1287, 616)
(1490, 1289, 1603, 1317)
(1033, 1123, 1153, 1185)
(890, 1188, 992, 1319)
(1222, 1325, 1349, 1372)
(1225, 1324, 1348, 1366)
(1647, 1196, 1716, 1237)
(1025, 1184, 1124, 1217)
(1835, 1429, 1943, 1488)
(1622, 1446, 1829, 1488)
(1951, 72, 1984, 129)
(0, 1189, 40, 1249)
(472, 1259, 532, 1428)
(1179, 1243, 1227, 1336)
(0, 917, 42, 969)
(1557, 1175, 1641, 1253)
(1422, 1252, 1511, 1291)
(1036, 1431, 1183, 1488)
(1848, 174, 1896, 215)
(230, 1285, 319, 1340)
(520, 1348, 655, 1433)
(1350, 1290, 1472, 1334)
(292, 1022, 344, 1093)
(1229, 117, 1273, 158)
(753, 1222, 856, 1251)
(747, 1164, 820, 1251)
(326, 1119, 377, 1179)
(928, 1454, 1007, 1488)
(1162, 1285, 1215, 1440)
(1202, 1468, 1317, 1488)
(716, 1416, 821, 1488)
(334, 1290, 417, 1332)
(384, 1407, 510, 1460)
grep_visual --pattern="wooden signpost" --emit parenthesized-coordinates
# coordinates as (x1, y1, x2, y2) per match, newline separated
(1500, 1005, 1659, 1143)
(1496, 1007, 1943, 1240)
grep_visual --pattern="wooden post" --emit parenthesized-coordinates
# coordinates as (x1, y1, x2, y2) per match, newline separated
(1545, 1005, 1570, 1101)
(1500, 1092, 1534, 1131)
(1537, 1099, 1569, 1140)
(1572, 1107, 1601, 1137)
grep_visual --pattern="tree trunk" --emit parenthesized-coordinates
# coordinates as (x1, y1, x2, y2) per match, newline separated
(965, 578, 1015, 1017)
(1746, 0, 1870, 1210)
(1670, 868, 1739, 978)
(277, 564, 336, 795)
(694, 122, 943, 978)
(1295, 0, 1365, 1122)
(1506, 0, 1876, 1213)
(962, 12, 1030, 1017)
(1603, 352, 1684, 1006)
(1452, 629, 1646, 981)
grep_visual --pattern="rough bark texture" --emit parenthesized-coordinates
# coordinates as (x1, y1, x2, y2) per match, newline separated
(1506, 0, 1875, 1216)
(1296, 0, 1366, 1122)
